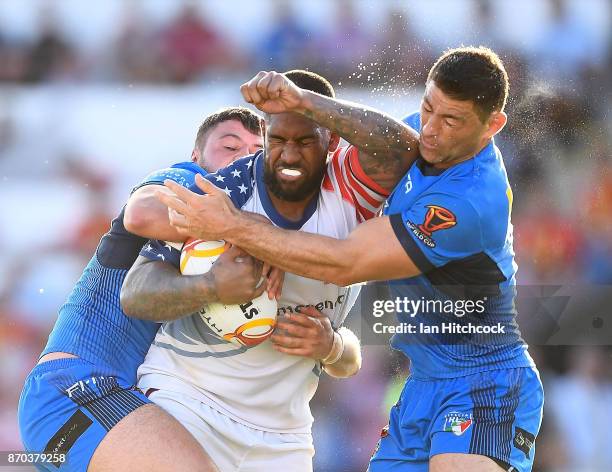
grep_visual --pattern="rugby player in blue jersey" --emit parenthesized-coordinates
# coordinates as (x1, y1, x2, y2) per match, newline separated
(158, 47, 544, 472)
(18, 107, 265, 472)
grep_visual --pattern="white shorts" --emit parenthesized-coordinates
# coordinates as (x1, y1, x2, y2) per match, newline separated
(148, 389, 314, 472)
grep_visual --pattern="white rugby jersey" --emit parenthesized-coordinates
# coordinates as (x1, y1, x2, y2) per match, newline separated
(137, 147, 388, 433)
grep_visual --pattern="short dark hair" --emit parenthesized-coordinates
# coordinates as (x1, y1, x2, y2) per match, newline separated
(283, 70, 335, 98)
(427, 46, 508, 122)
(195, 107, 263, 149)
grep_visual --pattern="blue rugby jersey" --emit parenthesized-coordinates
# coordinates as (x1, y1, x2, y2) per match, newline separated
(383, 113, 534, 379)
(41, 162, 207, 384)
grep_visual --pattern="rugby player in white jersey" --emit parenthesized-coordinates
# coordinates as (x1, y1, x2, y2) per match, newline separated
(120, 70, 419, 471)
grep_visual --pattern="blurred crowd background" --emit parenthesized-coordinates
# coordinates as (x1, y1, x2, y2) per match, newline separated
(0, 0, 610, 471)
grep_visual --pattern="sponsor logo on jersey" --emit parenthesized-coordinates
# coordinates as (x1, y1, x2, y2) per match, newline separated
(443, 411, 473, 436)
(513, 426, 535, 458)
(407, 205, 457, 247)
(277, 295, 345, 316)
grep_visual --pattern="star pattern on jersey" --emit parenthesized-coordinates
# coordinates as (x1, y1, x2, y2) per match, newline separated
(139, 157, 261, 267)
(206, 158, 255, 200)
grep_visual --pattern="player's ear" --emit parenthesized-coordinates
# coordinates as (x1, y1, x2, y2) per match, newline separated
(485, 111, 507, 139)
(327, 132, 340, 154)
(191, 148, 199, 163)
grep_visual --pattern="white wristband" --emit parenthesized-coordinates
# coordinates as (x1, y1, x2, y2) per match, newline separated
(322, 331, 344, 366)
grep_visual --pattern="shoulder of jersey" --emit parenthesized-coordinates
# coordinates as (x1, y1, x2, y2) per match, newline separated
(402, 112, 421, 132)
(139, 161, 207, 189)
(204, 152, 260, 208)
(171, 161, 208, 176)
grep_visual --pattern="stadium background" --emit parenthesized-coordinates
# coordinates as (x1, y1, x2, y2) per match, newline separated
(0, 0, 610, 470)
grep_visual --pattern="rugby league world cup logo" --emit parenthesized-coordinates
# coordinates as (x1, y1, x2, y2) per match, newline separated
(407, 204, 457, 248)
(418, 205, 457, 236)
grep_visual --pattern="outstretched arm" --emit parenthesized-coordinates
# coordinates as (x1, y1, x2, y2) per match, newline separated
(221, 210, 420, 286)
(241, 71, 419, 190)
(157, 177, 421, 287)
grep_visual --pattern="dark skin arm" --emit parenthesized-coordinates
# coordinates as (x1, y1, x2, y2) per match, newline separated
(300, 92, 419, 190)
(157, 177, 421, 287)
(272, 306, 362, 378)
(120, 246, 265, 322)
(241, 70, 420, 190)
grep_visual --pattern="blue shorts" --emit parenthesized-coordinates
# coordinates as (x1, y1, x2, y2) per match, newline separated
(369, 367, 544, 472)
(18, 357, 151, 472)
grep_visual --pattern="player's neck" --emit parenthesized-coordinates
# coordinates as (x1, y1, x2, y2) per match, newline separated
(434, 153, 474, 170)
(268, 189, 318, 222)
(434, 139, 492, 169)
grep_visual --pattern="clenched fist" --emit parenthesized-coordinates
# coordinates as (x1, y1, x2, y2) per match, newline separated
(240, 71, 305, 114)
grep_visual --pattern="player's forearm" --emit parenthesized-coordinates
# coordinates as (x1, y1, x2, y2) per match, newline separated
(124, 188, 186, 242)
(297, 91, 419, 188)
(226, 213, 354, 286)
(223, 212, 419, 285)
(120, 258, 218, 322)
(323, 327, 362, 378)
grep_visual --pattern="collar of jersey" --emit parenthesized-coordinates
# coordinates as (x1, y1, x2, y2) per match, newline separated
(255, 153, 319, 230)
(416, 139, 496, 176)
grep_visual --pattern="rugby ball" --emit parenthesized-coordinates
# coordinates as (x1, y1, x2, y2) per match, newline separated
(180, 238, 277, 347)
(180, 239, 230, 275)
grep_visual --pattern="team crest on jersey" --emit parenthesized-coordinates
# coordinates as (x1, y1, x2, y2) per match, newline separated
(407, 205, 456, 247)
(443, 411, 473, 436)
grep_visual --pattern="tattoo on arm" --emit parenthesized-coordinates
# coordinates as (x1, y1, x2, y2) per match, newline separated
(120, 256, 217, 322)
(300, 92, 420, 189)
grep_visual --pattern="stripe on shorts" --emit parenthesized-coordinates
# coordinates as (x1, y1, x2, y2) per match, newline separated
(469, 376, 497, 457)
(469, 371, 521, 465)
(66, 376, 147, 432)
(83, 388, 147, 431)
